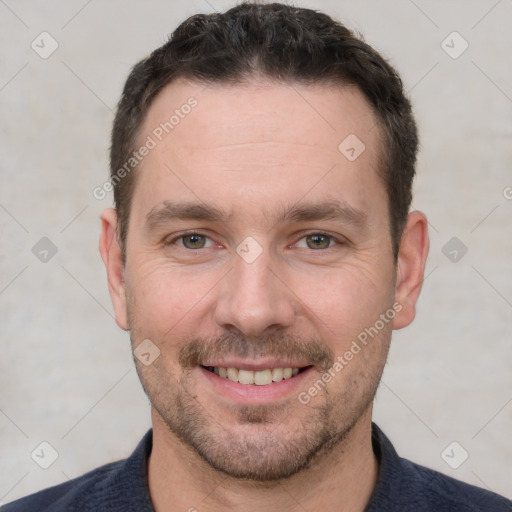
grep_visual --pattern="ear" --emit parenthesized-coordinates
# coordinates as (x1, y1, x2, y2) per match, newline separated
(393, 211, 430, 330)
(99, 208, 129, 330)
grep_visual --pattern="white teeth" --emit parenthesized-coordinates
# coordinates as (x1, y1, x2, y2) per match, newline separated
(209, 366, 302, 385)
(226, 367, 239, 382)
(238, 369, 254, 385)
(254, 369, 272, 386)
(272, 368, 284, 382)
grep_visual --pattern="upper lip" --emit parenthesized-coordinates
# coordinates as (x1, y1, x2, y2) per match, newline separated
(200, 359, 312, 371)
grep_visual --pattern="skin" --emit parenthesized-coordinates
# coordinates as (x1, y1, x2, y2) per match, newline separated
(100, 79, 429, 512)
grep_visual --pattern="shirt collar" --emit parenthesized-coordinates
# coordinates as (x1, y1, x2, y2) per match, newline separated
(123, 423, 397, 511)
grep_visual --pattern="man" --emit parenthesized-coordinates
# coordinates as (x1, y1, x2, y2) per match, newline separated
(4, 2, 510, 511)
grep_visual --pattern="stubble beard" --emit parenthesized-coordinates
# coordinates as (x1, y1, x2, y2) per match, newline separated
(131, 331, 389, 482)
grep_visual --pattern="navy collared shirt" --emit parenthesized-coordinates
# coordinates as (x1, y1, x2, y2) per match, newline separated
(3, 424, 511, 511)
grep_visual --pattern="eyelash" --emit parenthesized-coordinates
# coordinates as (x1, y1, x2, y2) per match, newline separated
(165, 230, 344, 250)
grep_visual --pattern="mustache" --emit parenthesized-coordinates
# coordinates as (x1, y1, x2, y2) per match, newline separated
(179, 332, 334, 371)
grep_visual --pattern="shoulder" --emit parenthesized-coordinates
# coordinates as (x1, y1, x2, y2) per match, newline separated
(1, 461, 122, 512)
(1, 431, 154, 512)
(397, 457, 512, 511)
(368, 424, 512, 512)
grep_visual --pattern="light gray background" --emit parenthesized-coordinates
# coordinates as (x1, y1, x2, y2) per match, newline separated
(1, 0, 511, 505)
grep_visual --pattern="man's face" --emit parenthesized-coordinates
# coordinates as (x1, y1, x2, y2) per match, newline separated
(117, 80, 401, 480)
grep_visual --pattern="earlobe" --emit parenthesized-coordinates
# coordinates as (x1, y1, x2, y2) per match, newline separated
(393, 211, 430, 330)
(99, 208, 129, 330)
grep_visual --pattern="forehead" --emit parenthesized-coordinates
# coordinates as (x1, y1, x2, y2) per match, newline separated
(134, 79, 385, 222)
(141, 78, 379, 156)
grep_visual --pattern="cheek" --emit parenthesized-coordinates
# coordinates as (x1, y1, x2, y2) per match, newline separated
(126, 259, 220, 338)
(291, 259, 394, 335)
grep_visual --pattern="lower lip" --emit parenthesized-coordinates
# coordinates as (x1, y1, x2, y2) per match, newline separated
(198, 366, 315, 405)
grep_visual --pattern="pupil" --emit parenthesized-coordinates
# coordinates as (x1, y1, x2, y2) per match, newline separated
(307, 234, 329, 249)
(184, 234, 205, 248)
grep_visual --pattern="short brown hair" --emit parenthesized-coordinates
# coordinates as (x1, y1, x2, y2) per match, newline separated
(110, 2, 418, 260)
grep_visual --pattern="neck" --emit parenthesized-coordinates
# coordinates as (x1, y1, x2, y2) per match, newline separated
(148, 407, 378, 512)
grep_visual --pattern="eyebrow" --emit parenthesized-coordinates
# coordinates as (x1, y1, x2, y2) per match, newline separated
(145, 201, 230, 231)
(279, 200, 367, 228)
(145, 199, 367, 231)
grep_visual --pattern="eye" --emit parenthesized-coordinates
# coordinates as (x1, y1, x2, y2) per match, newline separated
(173, 233, 215, 250)
(182, 234, 206, 249)
(296, 233, 339, 250)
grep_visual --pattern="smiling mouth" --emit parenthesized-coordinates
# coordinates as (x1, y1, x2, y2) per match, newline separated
(201, 365, 312, 386)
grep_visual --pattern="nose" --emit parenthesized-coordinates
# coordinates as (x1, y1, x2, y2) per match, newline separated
(214, 248, 296, 337)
